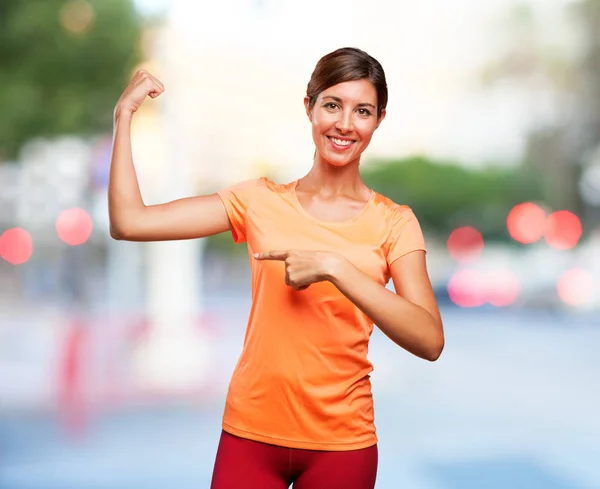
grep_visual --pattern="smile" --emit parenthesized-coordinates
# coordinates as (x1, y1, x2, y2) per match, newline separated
(327, 136, 355, 149)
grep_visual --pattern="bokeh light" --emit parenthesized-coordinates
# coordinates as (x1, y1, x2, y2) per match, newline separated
(447, 226, 484, 263)
(557, 268, 595, 306)
(544, 210, 582, 250)
(60, 0, 95, 35)
(447, 269, 486, 308)
(486, 269, 520, 307)
(56, 208, 93, 246)
(0, 228, 33, 265)
(448, 268, 520, 308)
(507, 202, 546, 244)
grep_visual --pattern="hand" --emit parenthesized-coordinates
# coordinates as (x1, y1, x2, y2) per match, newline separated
(114, 69, 165, 118)
(254, 249, 342, 291)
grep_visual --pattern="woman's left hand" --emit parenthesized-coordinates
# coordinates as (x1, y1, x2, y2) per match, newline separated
(254, 249, 343, 290)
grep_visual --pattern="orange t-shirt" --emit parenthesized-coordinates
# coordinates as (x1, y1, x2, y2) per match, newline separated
(216, 177, 426, 451)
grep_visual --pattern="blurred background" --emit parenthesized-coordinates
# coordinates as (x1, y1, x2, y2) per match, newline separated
(1, 0, 599, 488)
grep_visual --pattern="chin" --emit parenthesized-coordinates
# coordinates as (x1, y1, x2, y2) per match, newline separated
(323, 154, 357, 168)
(327, 159, 352, 168)
(315, 147, 357, 167)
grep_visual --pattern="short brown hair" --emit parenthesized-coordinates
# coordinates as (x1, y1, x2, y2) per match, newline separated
(306, 47, 388, 119)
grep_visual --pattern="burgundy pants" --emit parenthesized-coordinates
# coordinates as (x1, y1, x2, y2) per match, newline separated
(210, 430, 378, 489)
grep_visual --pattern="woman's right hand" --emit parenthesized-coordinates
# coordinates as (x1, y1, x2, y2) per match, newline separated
(114, 69, 165, 118)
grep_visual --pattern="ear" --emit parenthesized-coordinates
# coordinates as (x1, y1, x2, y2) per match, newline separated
(375, 107, 386, 129)
(304, 96, 313, 122)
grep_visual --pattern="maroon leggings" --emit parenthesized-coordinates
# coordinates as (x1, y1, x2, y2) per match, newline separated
(210, 430, 378, 489)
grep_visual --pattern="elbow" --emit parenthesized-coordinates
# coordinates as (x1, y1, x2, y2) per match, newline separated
(109, 203, 144, 241)
(109, 208, 143, 241)
(109, 207, 127, 240)
(109, 221, 134, 241)
(425, 334, 445, 362)
(110, 225, 124, 240)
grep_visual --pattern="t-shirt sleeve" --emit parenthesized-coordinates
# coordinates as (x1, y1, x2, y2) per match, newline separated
(216, 178, 265, 244)
(385, 207, 427, 266)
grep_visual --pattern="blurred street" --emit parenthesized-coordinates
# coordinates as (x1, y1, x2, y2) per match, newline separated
(1, 288, 599, 489)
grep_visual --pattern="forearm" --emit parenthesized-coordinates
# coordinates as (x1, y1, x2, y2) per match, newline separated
(327, 259, 444, 361)
(108, 109, 145, 238)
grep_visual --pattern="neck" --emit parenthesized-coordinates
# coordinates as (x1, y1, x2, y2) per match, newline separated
(300, 153, 366, 195)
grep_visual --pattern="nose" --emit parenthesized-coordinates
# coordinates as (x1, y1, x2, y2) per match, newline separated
(335, 110, 354, 133)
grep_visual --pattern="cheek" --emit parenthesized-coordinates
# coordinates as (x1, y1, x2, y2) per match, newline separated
(356, 124, 377, 145)
(311, 117, 330, 141)
(311, 123, 322, 145)
(312, 113, 330, 130)
(359, 131, 375, 145)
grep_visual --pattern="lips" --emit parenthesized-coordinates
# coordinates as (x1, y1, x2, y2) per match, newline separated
(327, 136, 355, 149)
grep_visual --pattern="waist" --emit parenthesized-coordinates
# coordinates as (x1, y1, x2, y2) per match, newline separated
(224, 366, 376, 447)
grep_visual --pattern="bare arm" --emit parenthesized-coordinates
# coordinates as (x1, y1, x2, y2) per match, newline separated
(255, 248, 445, 361)
(108, 70, 231, 242)
(328, 250, 444, 361)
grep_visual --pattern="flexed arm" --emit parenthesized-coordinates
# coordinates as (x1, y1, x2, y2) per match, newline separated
(109, 70, 231, 242)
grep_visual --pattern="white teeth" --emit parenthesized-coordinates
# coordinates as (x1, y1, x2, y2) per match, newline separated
(330, 137, 353, 146)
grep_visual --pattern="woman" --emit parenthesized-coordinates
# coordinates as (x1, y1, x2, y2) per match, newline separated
(109, 47, 444, 489)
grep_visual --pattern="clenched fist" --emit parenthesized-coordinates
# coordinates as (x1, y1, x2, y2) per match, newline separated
(254, 249, 344, 291)
(114, 69, 165, 119)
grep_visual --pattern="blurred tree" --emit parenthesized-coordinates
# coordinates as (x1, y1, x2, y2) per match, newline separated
(0, 0, 143, 161)
(362, 156, 545, 242)
(480, 0, 600, 224)
(572, 0, 600, 148)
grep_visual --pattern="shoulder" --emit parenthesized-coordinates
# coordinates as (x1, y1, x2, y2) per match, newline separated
(224, 176, 294, 194)
(372, 191, 426, 259)
(217, 177, 269, 202)
(262, 177, 296, 195)
(217, 177, 296, 208)
(371, 191, 417, 222)
(222, 176, 267, 193)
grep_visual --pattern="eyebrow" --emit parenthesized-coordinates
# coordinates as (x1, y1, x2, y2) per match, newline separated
(322, 95, 376, 109)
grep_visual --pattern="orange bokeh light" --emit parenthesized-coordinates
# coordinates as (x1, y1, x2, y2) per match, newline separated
(447, 226, 484, 263)
(507, 202, 546, 244)
(60, 0, 95, 35)
(557, 268, 594, 306)
(56, 208, 93, 246)
(544, 210, 582, 250)
(0, 228, 33, 265)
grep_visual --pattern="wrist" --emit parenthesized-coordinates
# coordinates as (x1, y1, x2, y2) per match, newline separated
(113, 104, 134, 123)
(322, 253, 349, 284)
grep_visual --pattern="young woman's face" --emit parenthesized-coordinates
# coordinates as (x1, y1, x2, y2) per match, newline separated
(305, 79, 385, 168)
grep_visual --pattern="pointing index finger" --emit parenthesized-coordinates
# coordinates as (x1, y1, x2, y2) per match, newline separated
(254, 250, 289, 261)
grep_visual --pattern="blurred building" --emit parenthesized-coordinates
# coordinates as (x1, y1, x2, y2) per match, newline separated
(144, 0, 550, 196)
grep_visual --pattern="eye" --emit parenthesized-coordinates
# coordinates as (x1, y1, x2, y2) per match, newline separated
(323, 102, 339, 110)
(357, 108, 372, 117)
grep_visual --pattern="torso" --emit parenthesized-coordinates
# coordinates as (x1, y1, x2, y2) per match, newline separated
(216, 177, 426, 451)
